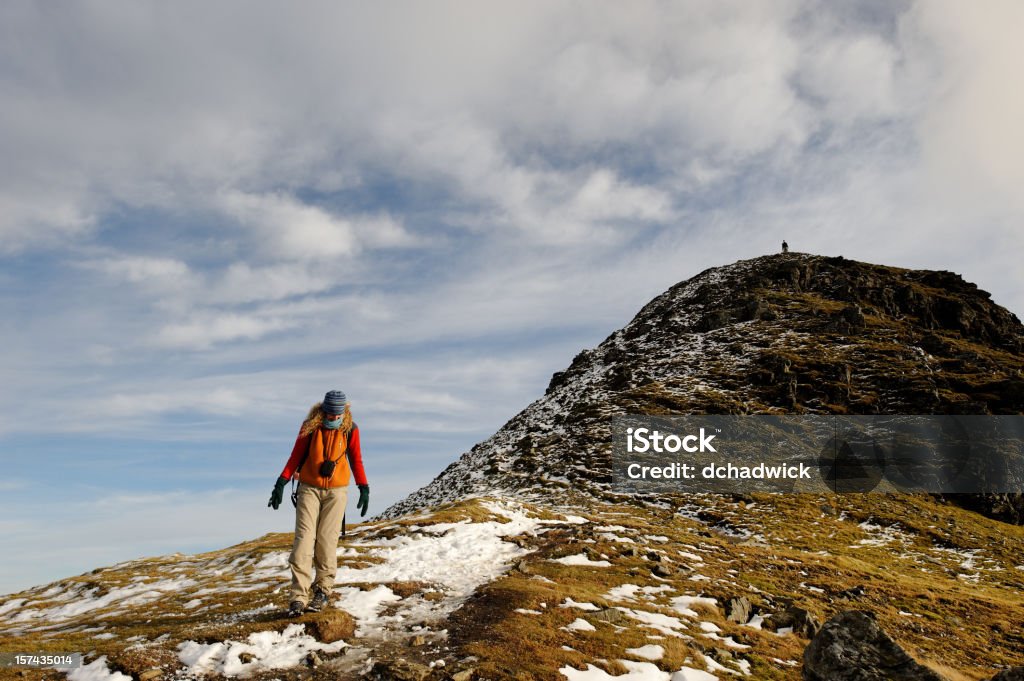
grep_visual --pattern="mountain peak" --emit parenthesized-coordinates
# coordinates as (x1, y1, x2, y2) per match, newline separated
(384, 253, 1024, 519)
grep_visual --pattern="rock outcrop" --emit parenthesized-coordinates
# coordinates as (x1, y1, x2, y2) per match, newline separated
(803, 611, 947, 681)
(805, 611, 1024, 681)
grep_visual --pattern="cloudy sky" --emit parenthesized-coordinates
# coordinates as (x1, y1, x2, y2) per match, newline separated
(1, 1, 1022, 595)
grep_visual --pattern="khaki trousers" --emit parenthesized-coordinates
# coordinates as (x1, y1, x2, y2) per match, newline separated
(289, 482, 348, 604)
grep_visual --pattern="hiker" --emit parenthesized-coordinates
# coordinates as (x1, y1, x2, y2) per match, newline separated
(267, 390, 369, 617)
(782, 240, 789, 253)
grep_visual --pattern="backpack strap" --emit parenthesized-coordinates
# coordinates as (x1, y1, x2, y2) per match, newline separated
(291, 423, 357, 507)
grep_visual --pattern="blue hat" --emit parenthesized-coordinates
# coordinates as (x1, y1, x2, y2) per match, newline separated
(322, 390, 347, 414)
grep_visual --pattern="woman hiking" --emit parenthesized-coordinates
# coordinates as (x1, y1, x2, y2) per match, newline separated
(267, 390, 369, 617)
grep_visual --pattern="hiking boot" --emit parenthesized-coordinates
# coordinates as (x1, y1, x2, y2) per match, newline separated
(287, 600, 305, 617)
(306, 588, 330, 612)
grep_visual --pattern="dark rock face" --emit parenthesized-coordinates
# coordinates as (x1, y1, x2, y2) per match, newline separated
(803, 611, 947, 681)
(940, 492, 1024, 526)
(383, 254, 1024, 523)
(990, 668, 1024, 680)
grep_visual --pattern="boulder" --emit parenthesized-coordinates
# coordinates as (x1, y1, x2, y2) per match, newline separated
(803, 610, 947, 681)
(725, 596, 753, 625)
(591, 607, 630, 626)
(773, 605, 822, 639)
(836, 585, 867, 601)
(651, 563, 675, 578)
(306, 609, 356, 643)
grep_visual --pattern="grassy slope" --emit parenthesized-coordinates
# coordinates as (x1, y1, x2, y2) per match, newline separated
(2, 493, 1022, 681)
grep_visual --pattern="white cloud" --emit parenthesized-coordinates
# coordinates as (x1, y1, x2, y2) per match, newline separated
(488, 0, 810, 160)
(213, 262, 336, 304)
(798, 34, 899, 121)
(88, 255, 193, 286)
(0, 191, 95, 252)
(372, 114, 675, 243)
(568, 168, 673, 223)
(155, 312, 294, 350)
(1, 1, 813, 253)
(86, 386, 246, 425)
(356, 213, 417, 249)
(218, 191, 358, 259)
(216, 190, 416, 262)
(905, 0, 1024, 216)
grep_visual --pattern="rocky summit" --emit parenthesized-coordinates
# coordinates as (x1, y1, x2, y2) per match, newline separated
(384, 253, 1024, 523)
(2, 253, 1023, 681)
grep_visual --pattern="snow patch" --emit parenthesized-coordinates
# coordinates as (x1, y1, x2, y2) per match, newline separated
(625, 644, 665, 661)
(618, 607, 690, 638)
(553, 554, 612, 567)
(178, 623, 345, 677)
(605, 584, 673, 603)
(560, 660, 719, 680)
(671, 595, 717, 618)
(334, 585, 402, 635)
(11, 578, 196, 625)
(66, 656, 133, 681)
(564, 618, 597, 632)
(560, 598, 601, 611)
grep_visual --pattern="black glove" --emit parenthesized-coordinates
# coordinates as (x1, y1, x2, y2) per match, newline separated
(268, 476, 288, 510)
(357, 485, 369, 517)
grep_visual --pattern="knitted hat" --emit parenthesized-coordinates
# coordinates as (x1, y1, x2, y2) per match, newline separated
(322, 390, 347, 414)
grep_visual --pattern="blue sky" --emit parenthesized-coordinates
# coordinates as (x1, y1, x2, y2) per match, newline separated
(2, 1, 1023, 595)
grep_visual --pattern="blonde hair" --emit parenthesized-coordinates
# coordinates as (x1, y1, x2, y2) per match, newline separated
(300, 402, 352, 437)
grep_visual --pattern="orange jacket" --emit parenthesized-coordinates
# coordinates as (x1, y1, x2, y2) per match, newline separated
(280, 425, 368, 489)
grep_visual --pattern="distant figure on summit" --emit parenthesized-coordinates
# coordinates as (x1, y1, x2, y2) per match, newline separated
(268, 390, 370, 618)
(782, 240, 789, 253)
